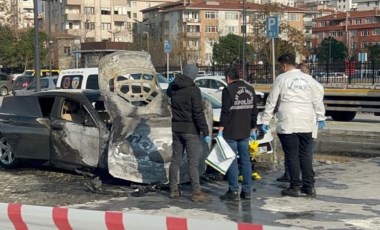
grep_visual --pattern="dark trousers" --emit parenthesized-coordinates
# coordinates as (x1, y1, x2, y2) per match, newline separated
(169, 132, 201, 193)
(278, 133, 315, 188)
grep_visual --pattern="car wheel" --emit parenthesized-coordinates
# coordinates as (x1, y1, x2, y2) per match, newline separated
(0, 87, 8, 96)
(0, 134, 19, 169)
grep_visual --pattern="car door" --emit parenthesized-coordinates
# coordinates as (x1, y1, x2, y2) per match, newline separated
(208, 79, 225, 100)
(50, 96, 100, 168)
(0, 96, 50, 160)
(194, 78, 213, 94)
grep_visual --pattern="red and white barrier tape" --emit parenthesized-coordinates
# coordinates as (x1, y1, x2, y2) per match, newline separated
(0, 203, 288, 230)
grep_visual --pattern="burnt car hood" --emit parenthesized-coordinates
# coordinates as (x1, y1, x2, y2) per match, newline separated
(98, 51, 212, 184)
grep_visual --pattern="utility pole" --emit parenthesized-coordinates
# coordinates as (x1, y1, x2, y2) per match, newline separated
(242, 0, 247, 79)
(33, 0, 41, 91)
(48, 0, 52, 77)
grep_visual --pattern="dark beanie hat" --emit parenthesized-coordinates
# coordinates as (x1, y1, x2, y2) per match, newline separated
(183, 63, 198, 80)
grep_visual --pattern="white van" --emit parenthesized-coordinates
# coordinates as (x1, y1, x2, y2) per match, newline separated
(57, 68, 99, 90)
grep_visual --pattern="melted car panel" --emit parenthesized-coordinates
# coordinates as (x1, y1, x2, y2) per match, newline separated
(98, 51, 211, 184)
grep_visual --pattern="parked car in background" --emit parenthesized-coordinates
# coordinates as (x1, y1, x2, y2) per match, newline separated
(57, 68, 99, 90)
(10, 73, 23, 81)
(0, 72, 12, 96)
(156, 73, 169, 89)
(194, 75, 266, 109)
(11, 75, 34, 95)
(160, 71, 181, 82)
(14, 76, 58, 96)
(23, 69, 60, 77)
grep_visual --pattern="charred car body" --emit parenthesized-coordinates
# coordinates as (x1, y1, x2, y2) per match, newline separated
(0, 51, 212, 184)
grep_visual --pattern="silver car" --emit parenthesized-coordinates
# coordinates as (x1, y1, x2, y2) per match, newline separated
(14, 76, 58, 96)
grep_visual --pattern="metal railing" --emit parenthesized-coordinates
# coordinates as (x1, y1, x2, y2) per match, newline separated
(156, 61, 380, 85)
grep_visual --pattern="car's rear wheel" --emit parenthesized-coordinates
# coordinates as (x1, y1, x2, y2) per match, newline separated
(0, 134, 19, 169)
(0, 87, 8, 96)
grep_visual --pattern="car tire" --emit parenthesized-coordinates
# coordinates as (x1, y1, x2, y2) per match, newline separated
(0, 133, 19, 169)
(0, 87, 8, 96)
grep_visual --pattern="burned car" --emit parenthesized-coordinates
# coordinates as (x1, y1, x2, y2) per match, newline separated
(0, 51, 212, 184)
(0, 90, 110, 170)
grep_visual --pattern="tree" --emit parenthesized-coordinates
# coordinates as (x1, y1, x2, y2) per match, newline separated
(366, 44, 380, 61)
(14, 29, 49, 69)
(212, 33, 253, 65)
(316, 37, 347, 62)
(247, 4, 306, 64)
(0, 26, 16, 67)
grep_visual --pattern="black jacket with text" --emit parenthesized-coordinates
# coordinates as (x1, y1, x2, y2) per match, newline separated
(166, 74, 209, 136)
(220, 80, 258, 140)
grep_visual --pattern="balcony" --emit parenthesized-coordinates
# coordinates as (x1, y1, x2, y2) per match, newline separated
(113, 14, 128, 22)
(186, 32, 201, 38)
(67, 0, 81, 5)
(185, 46, 200, 51)
(183, 18, 200, 24)
(66, 13, 81, 21)
(304, 34, 313, 40)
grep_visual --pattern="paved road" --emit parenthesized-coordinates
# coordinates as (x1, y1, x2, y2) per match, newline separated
(1, 158, 378, 229)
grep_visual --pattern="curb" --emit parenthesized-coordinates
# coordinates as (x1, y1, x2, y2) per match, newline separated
(0, 203, 290, 230)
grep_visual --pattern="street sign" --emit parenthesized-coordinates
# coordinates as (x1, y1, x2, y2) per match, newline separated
(164, 39, 172, 53)
(266, 16, 279, 38)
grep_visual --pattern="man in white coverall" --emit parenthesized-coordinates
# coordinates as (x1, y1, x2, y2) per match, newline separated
(261, 53, 326, 197)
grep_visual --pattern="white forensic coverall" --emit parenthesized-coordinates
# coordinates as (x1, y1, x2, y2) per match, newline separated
(261, 69, 326, 134)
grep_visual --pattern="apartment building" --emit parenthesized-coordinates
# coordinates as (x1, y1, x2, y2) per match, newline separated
(142, 0, 308, 66)
(312, 8, 380, 55)
(42, 0, 175, 69)
(46, 0, 174, 43)
(0, 0, 35, 29)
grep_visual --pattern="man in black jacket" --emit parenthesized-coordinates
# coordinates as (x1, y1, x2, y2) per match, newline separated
(218, 67, 258, 201)
(166, 63, 211, 202)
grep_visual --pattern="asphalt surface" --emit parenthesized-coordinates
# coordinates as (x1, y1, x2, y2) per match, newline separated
(0, 95, 379, 229)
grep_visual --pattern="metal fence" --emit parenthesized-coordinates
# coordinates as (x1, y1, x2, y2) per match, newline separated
(157, 61, 380, 85)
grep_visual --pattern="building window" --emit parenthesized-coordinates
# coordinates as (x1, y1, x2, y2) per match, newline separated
(350, 30, 357, 36)
(186, 25, 200, 32)
(64, 46, 71, 55)
(205, 25, 218, 32)
(85, 22, 95, 30)
(225, 26, 237, 33)
(225, 12, 238, 20)
(101, 23, 111, 30)
(114, 6, 127, 15)
(367, 18, 374, 24)
(101, 8, 111, 15)
(337, 31, 343, 36)
(84, 7, 94, 14)
(288, 13, 300, 21)
(352, 42, 356, 49)
(361, 29, 369, 36)
(355, 19, 361, 24)
(133, 13, 137, 18)
(205, 11, 218, 19)
(320, 22, 326, 27)
(206, 53, 213, 61)
(132, 1, 137, 7)
(68, 23, 73, 29)
(115, 22, 125, 30)
(374, 28, 380, 35)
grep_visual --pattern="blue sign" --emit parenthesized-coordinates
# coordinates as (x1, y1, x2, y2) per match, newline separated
(164, 39, 172, 53)
(358, 52, 367, 62)
(266, 16, 279, 38)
